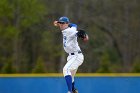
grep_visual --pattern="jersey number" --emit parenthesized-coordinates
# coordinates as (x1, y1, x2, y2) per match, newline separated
(63, 36, 67, 47)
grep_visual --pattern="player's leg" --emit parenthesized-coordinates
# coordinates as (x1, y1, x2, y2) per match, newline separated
(63, 67, 72, 93)
(63, 55, 77, 93)
(65, 75, 72, 93)
(71, 69, 77, 91)
(70, 54, 84, 93)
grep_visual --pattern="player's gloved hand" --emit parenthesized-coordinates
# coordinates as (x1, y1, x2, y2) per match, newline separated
(77, 29, 86, 38)
(77, 29, 89, 42)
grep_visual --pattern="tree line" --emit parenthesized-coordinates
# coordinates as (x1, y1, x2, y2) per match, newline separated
(0, 0, 140, 73)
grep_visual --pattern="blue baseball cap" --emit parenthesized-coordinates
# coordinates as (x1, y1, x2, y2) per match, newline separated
(58, 16, 70, 23)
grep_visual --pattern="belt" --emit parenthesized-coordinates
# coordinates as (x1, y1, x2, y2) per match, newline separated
(70, 51, 82, 55)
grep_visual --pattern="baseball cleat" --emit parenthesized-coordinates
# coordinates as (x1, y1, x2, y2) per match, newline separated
(67, 91, 71, 93)
(72, 89, 78, 93)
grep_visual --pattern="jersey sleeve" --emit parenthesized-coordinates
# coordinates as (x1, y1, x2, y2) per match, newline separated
(68, 23, 77, 30)
(68, 28, 78, 38)
(67, 23, 78, 38)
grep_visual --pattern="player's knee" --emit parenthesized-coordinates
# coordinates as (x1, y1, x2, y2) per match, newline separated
(63, 67, 67, 75)
(63, 67, 71, 76)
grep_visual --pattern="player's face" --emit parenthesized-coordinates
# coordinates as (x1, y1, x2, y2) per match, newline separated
(58, 22, 69, 30)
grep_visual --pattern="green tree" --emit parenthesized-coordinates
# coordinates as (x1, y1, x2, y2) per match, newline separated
(1, 58, 17, 73)
(32, 56, 46, 73)
(97, 51, 112, 73)
(132, 57, 140, 73)
(0, 0, 47, 73)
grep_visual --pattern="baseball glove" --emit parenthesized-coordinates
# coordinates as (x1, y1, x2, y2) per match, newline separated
(77, 29, 87, 38)
(77, 29, 89, 42)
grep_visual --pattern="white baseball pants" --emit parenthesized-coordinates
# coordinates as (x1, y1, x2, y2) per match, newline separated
(63, 53, 84, 82)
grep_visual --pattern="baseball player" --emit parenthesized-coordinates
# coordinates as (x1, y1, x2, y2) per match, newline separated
(53, 16, 88, 93)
